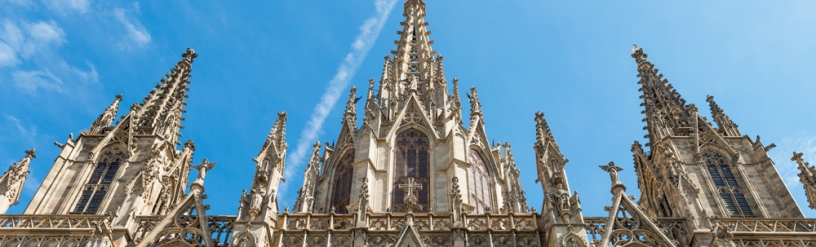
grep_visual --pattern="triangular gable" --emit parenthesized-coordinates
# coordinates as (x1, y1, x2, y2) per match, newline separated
(335, 123, 357, 150)
(694, 115, 738, 157)
(601, 191, 676, 247)
(135, 191, 214, 247)
(394, 223, 425, 247)
(467, 122, 489, 150)
(88, 113, 137, 160)
(386, 94, 437, 140)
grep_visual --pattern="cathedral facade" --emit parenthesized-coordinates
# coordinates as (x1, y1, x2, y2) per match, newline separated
(2, 0, 816, 246)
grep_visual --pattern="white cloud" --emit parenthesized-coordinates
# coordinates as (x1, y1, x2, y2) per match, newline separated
(281, 0, 398, 202)
(0, 41, 18, 66)
(11, 69, 63, 93)
(43, 0, 90, 15)
(0, 18, 99, 94)
(0, 19, 64, 59)
(0, 20, 26, 55)
(25, 20, 64, 44)
(71, 61, 98, 84)
(113, 7, 151, 49)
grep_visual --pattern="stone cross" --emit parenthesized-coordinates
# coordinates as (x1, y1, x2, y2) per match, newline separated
(399, 178, 422, 197)
(399, 178, 423, 213)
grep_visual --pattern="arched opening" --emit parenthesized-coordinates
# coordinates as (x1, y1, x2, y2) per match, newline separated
(73, 145, 126, 213)
(703, 148, 754, 216)
(392, 128, 430, 212)
(330, 150, 355, 214)
(467, 148, 492, 213)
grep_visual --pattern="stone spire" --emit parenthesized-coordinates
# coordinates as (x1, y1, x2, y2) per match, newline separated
(632, 45, 691, 146)
(706, 95, 741, 136)
(294, 142, 321, 213)
(88, 94, 122, 134)
(260, 111, 288, 156)
(377, 0, 447, 120)
(534, 112, 560, 153)
(0, 149, 35, 214)
(793, 152, 816, 209)
(136, 48, 197, 142)
(450, 78, 462, 120)
(344, 86, 358, 127)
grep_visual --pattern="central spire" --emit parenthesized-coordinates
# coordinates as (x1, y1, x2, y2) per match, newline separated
(632, 45, 691, 146)
(376, 0, 448, 122)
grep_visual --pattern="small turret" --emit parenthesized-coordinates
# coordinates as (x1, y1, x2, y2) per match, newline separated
(0, 149, 35, 214)
(294, 142, 322, 213)
(344, 86, 358, 128)
(793, 152, 816, 209)
(89, 95, 122, 134)
(706, 95, 741, 136)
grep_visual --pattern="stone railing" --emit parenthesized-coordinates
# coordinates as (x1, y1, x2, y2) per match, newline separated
(0, 214, 108, 230)
(278, 212, 542, 247)
(0, 214, 111, 246)
(719, 218, 816, 234)
(132, 215, 236, 246)
(281, 212, 539, 232)
(584, 217, 690, 246)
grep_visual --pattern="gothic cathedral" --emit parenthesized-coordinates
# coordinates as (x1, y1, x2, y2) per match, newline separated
(2, 0, 816, 246)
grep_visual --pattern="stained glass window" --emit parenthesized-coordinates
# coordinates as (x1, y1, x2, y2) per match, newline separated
(392, 129, 430, 212)
(74, 146, 125, 213)
(468, 149, 492, 214)
(703, 149, 754, 217)
(73, 187, 93, 212)
(330, 151, 355, 214)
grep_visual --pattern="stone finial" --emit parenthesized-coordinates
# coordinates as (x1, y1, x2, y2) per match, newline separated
(182, 48, 198, 63)
(631, 44, 649, 66)
(600, 161, 626, 194)
(793, 152, 816, 209)
(260, 111, 288, 155)
(533, 112, 558, 151)
(306, 141, 321, 170)
(344, 87, 360, 126)
(184, 139, 196, 151)
(0, 149, 37, 213)
(367, 78, 375, 99)
(467, 86, 482, 116)
(89, 94, 123, 134)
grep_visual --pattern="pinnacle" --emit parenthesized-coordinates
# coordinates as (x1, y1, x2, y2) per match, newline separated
(534, 111, 559, 151)
(136, 48, 197, 142)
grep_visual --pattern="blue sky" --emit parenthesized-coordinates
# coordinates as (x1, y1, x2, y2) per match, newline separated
(1, 0, 815, 218)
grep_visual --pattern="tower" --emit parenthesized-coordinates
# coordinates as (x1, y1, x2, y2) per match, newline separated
(630, 45, 803, 242)
(533, 112, 589, 246)
(229, 111, 288, 247)
(293, 0, 529, 217)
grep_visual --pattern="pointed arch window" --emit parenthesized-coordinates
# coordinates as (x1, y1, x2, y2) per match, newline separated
(74, 146, 125, 213)
(330, 150, 355, 214)
(703, 149, 754, 216)
(468, 149, 493, 213)
(392, 129, 430, 212)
